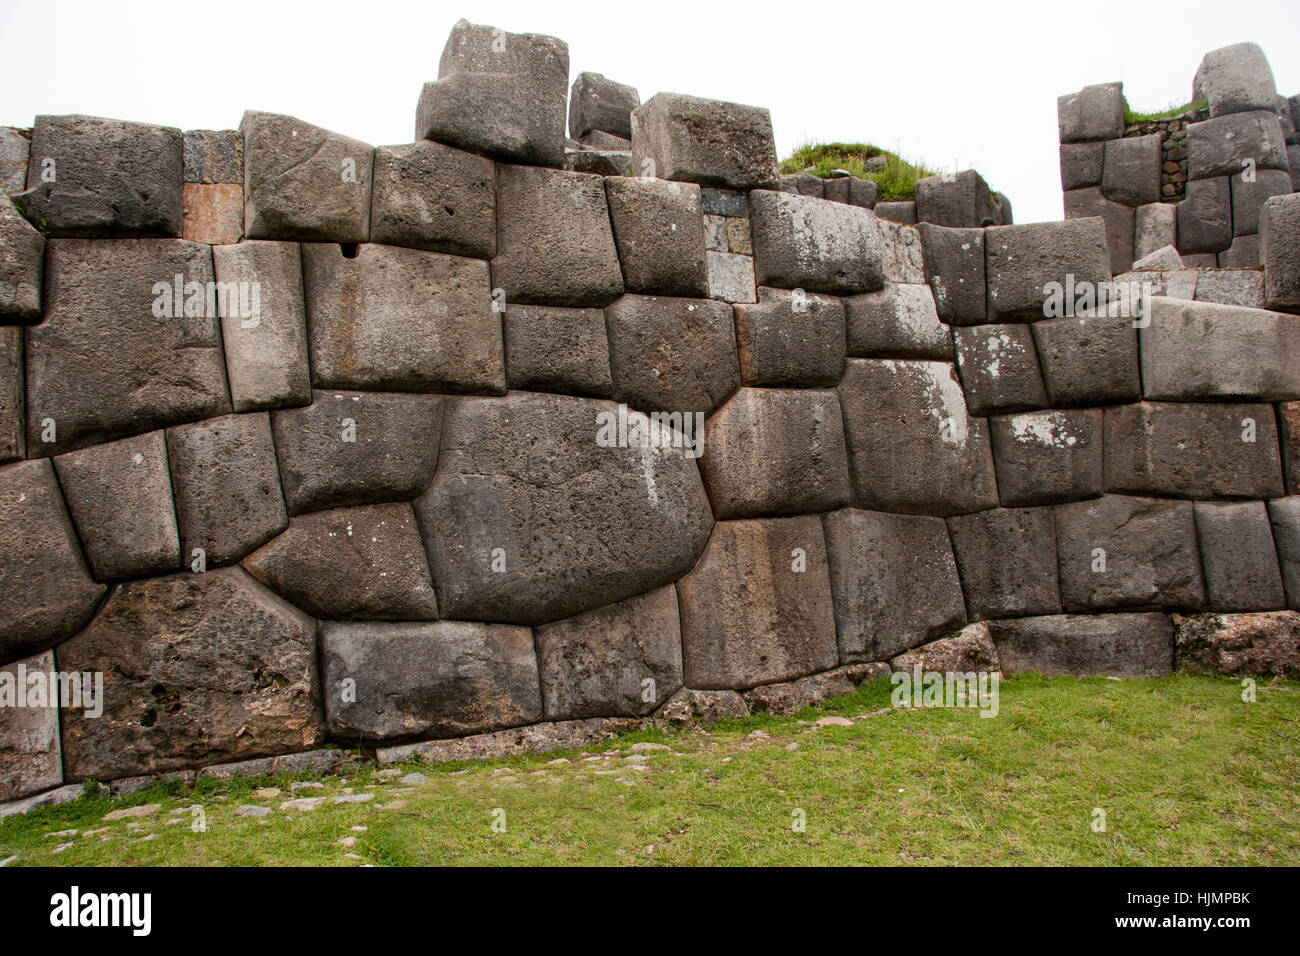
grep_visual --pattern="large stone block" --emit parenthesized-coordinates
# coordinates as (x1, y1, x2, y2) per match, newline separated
(1263, 193, 1300, 311)
(1134, 201, 1177, 260)
(989, 409, 1103, 507)
(676, 516, 838, 689)
(1058, 83, 1125, 143)
(503, 304, 613, 397)
(1215, 236, 1263, 270)
(1177, 176, 1233, 254)
(564, 147, 630, 176)
(700, 387, 850, 519)
(240, 111, 373, 242)
(953, 324, 1048, 415)
(876, 218, 926, 284)
(53, 430, 180, 580)
(1102, 134, 1161, 207)
(918, 223, 985, 325)
(1104, 401, 1283, 499)
(417, 392, 713, 625)
(1173, 611, 1300, 678)
(25, 239, 230, 456)
(1230, 168, 1292, 236)
(58, 568, 323, 780)
(0, 127, 28, 195)
(181, 181, 243, 245)
(604, 177, 708, 296)
(845, 282, 950, 360)
(890, 622, 998, 673)
(569, 72, 639, 140)
(748, 190, 885, 294)
(1055, 495, 1204, 612)
(369, 140, 496, 258)
(1187, 111, 1288, 180)
(875, 200, 916, 224)
(706, 250, 757, 303)
(272, 391, 442, 515)
(535, 584, 681, 720)
(0, 326, 21, 462)
(822, 508, 965, 661)
(303, 242, 504, 393)
(734, 287, 846, 386)
(1032, 315, 1141, 407)
(1197, 43, 1278, 118)
(1060, 142, 1104, 191)
(1283, 402, 1300, 495)
(0, 651, 61, 801)
(182, 129, 243, 184)
(0, 195, 43, 320)
(838, 359, 999, 516)
(1063, 189, 1134, 273)
(781, 172, 822, 198)
(988, 613, 1174, 676)
(914, 170, 999, 227)
(947, 507, 1061, 620)
(1266, 497, 1300, 609)
(631, 93, 779, 191)
(986, 218, 1112, 320)
(1193, 501, 1286, 612)
(243, 503, 438, 621)
(12, 114, 182, 237)
(605, 293, 739, 414)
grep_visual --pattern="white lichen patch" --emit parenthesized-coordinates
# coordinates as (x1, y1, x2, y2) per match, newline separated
(1009, 411, 1079, 447)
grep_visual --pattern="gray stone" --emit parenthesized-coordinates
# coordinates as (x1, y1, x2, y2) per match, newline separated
(1290, 143, 1300, 188)
(989, 409, 1103, 507)
(676, 516, 838, 689)
(564, 149, 630, 176)
(821, 177, 848, 204)
(369, 141, 496, 258)
(734, 287, 846, 386)
(700, 188, 748, 217)
(1131, 244, 1183, 271)
(989, 613, 1174, 676)
(781, 173, 823, 197)
(699, 387, 850, 519)
(848, 178, 879, 209)
(202, 748, 348, 780)
(0, 327, 21, 462)
(914, 170, 999, 227)
(890, 623, 999, 674)
(1058, 83, 1125, 143)
(303, 242, 504, 393)
(53, 430, 180, 580)
(1266, 497, 1300, 609)
(243, 503, 439, 621)
(1063, 189, 1134, 273)
(378, 717, 639, 762)
(58, 568, 323, 781)
(321, 620, 541, 742)
(1135, 202, 1178, 260)
(503, 304, 613, 396)
(822, 508, 965, 661)
(1263, 193, 1300, 311)
(705, 250, 756, 303)
(749, 190, 885, 294)
(655, 688, 749, 724)
(1282, 402, 1300, 495)
(569, 72, 639, 140)
(0, 127, 28, 195)
(535, 584, 681, 720)
(874, 200, 916, 224)
(1104, 401, 1283, 499)
(417, 391, 713, 625)
(1217, 235, 1262, 270)
(1031, 315, 1141, 407)
(947, 507, 1061, 620)
(918, 223, 985, 325)
(0, 651, 62, 801)
(1187, 111, 1288, 180)
(1231, 168, 1292, 236)
(996, 193, 1014, 226)
(845, 282, 950, 359)
(182, 129, 243, 184)
(1194, 501, 1286, 612)
(1102, 135, 1161, 206)
(0, 783, 86, 820)
(579, 130, 631, 150)
(1177, 176, 1232, 253)
(743, 671, 857, 716)
(240, 111, 373, 242)
(953, 324, 1048, 415)
(1197, 43, 1278, 118)
(0, 195, 43, 321)
(1173, 611, 1300, 678)
(986, 218, 1113, 320)
(876, 218, 926, 284)
(12, 115, 182, 238)
(631, 93, 779, 191)
(604, 177, 708, 296)
(1060, 142, 1104, 191)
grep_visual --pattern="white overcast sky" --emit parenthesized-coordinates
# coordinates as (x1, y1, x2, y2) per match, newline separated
(2, 0, 1298, 224)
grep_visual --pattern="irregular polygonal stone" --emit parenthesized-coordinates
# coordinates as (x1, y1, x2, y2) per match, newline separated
(604, 177, 708, 296)
(1060, 142, 1104, 191)
(1131, 244, 1182, 270)
(1217, 235, 1262, 270)
(1197, 43, 1278, 118)
(212, 240, 311, 412)
(534, 584, 681, 720)
(182, 129, 243, 184)
(1187, 111, 1288, 180)
(781, 172, 823, 197)
(1196, 501, 1286, 612)
(503, 304, 613, 396)
(564, 148, 630, 176)
(845, 282, 950, 359)
(1055, 495, 1204, 612)
(1231, 168, 1292, 235)
(734, 287, 845, 386)
(605, 293, 739, 414)
(631, 93, 779, 191)
(303, 242, 504, 393)
(1174, 611, 1300, 678)
(914, 170, 999, 227)
(986, 218, 1112, 320)
(579, 130, 632, 151)
(0, 127, 29, 194)
(953, 324, 1048, 415)
(1063, 188, 1134, 273)
(848, 177, 878, 209)
(822, 176, 849, 204)
(1102, 135, 1161, 206)
(240, 111, 372, 242)
(369, 141, 496, 258)
(1104, 401, 1283, 499)
(988, 613, 1174, 676)
(26, 239, 230, 456)
(0, 195, 43, 320)
(874, 201, 916, 224)
(1263, 193, 1300, 311)
(1282, 402, 1300, 495)
(875, 218, 925, 284)
(838, 359, 998, 516)
(918, 223, 985, 325)
(569, 72, 639, 140)
(0, 651, 61, 801)
(890, 623, 999, 674)
(822, 508, 965, 662)
(1058, 83, 1125, 143)
(748, 190, 884, 294)
(947, 507, 1061, 620)
(700, 388, 850, 520)
(0, 327, 21, 462)
(58, 568, 323, 780)
(701, 188, 748, 218)
(743, 670, 856, 716)
(181, 182, 243, 245)
(989, 409, 1103, 507)
(706, 250, 756, 303)
(676, 516, 838, 689)
(12, 115, 182, 237)
(243, 503, 438, 621)
(417, 392, 713, 625)
(1135, 201, 1177, 260)
(1177, 176, 1232, 253)
(996, 194, 1013, 226)
(378, 716, 638, 763)
(1266, 497, 1300, 608)
(53, 430, 180, 580)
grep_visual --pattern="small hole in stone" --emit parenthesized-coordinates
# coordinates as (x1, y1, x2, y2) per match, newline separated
(339, 242, 359, 259)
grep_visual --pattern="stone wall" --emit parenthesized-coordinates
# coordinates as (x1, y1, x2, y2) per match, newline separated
(3, 18, 1300, 808)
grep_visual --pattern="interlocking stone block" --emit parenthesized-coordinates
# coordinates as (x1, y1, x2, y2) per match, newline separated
(890, 623, 999, 675)
(604, 177, 708, 296)
(564, 148, 630, 176)
(1131, 245, 1183, 270)
(631, 93, 779, 191)
(0, 127, 29, 194)
(503, 304, 613, 396)
(1058, 83, 1125, 143)
(535, 584, 681, 720)
(369, 141, 496, 258)
(1135, 202, 1177, 261)
(822, 508, 965, 661)
(986, 218, 1112, 320)
(876, 218, 925, 284)
(1187, 111, 1288, 180)
(0, 327, 21, 462)
(918, 223, 985, 325)
(914, 170, 999, 227)
(1194, 501, 1286, 612)
(181, 182, 243, 244)
(676, 516, 838, 689)
(1173, 611, 1300, 678)
(578, 129, 631, 150)
(0, 195, 43, 320)
(1197, 43, 1278, 118)
(780, 172, 822, 197)
(989, 409, 1103, 507)
(845, 282, 950, 359)
(1217, 235, 1262, 270)
(0, 651, 61, 801)
(569, 72, 639, 140)
(1191, 265, 1265, 308)
(874, 200, 916, 224)
(1062, 188, 1134, 273)
(1263, 193, 1300, 311)
(705, 250, 756, 303)
(1283, 402, 1300, 495)
(748, 190, 885, 294)
(734, 287, 845, 386)
(1060, 142, 1104, 191)
(701, 188, 748, 217)
(848, 178, 879, 209)
(947, 507, 1061, 620)
(953, 324, 1048, 415)
(989, 613, 1173, 676)
(1231, 168, 1292, 236)
(1267, 497, 1300, 609)
(182, 129, 243, 184)
(1102, 134, 1161, 207)
(303, 242, 504, 393)
(822, 176, 849, 204)
(53, 430, 180, 580)
(1177, 176, 1232, 254)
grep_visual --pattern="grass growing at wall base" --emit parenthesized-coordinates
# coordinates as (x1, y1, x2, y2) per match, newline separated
(779, 143, 943, 202)
(2, 674, 1297, 866)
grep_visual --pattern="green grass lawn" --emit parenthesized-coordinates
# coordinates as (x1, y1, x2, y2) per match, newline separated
(2, 674, 1296, 866)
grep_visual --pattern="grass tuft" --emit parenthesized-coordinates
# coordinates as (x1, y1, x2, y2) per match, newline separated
(1124, 97, 1209, 126)
(778, 142, 941, 201)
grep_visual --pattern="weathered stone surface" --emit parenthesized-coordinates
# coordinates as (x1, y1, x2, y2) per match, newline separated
(706, 250, 756, 303)
(845, 282, 949, 359)
(655, 688, 749, 724)
(320, 620, 540, 742)
(492, 164, 622, 307)
(1058, 83, 1125, 143)
(918, 223, 985, 325)
(953, 324, 1048, 415)
(749, 190, 885, 294)
(947, 507, 1060, 620)
(26, 238, 229, 456)
(212, 240, 311, 412)
(1283, 402, 1300, 495)
(181, 182, 243, 245)
(564, 148, 630, 176)
(1217, 235, 1262, 270)
(378, 717, 638, 763)
(989, 613, 1174, 676)
(0, 327, 21, 462)
(781, 172, 823, 197)
(606, 293, 739, 414)
(989, 409, 1103, 507)
(271, 391, 443, 515)
(700, 388, 850, 519)
(243, 503, 439, 620)
(0, 651, 62, 801)
(1060, 142, 1104, 191)
(53, 430, 180, 580)
(0, 195, 44, 320)
(914, 171, 999, 227)
(1187, 111, 1288, 180)
(182, 129, 243, 184)
(241, 111, 372, 242)
(1063, 188, 1134, 273)
(986, 218, 1112, 320)
(676, 516, 838, 689)
(0, 460, 103, 665)
(569, 72, 639, 140)
(1173, 611, 1299, 678)
(1104, 401, 1283, 499)
(58, 568, 324, 780)
(1193, 501, 1286, 612)
(1263, 193, 1300, 311)
(1102, 134, 1161, 207)
(200, 748, 349, 780)
(631, 93, 779, 191)
(1033, 315, 1142, 408)
(838, 359, 999, 516)
(1177, 176, 1232, 254)
(1139, 297, 1300, 401)
(303, 242, 504, 393)
(822, 177, 849, 204)
(578, 130, 632, 151)
(742, 669, 856, 716)
(535, 584, 681, 720)
(1055, 495, 1204, 612)
(701, 188, 748, 218)
(1131, 244, 1182, 270)
(874, 200, 916, 224)
(1135, 202, 1177, 260)
(1268, 497, 1300, 608)
(1197, 43, 1277, 118)
(1231, 168, 1292, 236)
(12, 115, 182, 237)
(604, 177, 708, 296)
(418, 392, 713, 625)
(875, 218, 925, 284)
(166, 413, 287, 567)
(890, 623, 999, 674)
(734, 287, 846, 385)
(503, 304, 612, 396)
(822, 508, 965, 661)
(0, 127, 28, 194)
(369, 141, 496, 258)
(848, 177, 878, 209)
